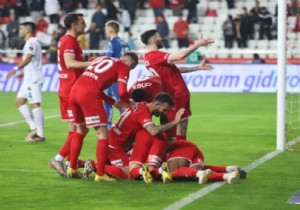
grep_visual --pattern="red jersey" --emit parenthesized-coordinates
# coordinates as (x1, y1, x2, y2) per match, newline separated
(128, 75, 164, 102)
(144, 51, 189, 97)
(74, 56, 130, 104)
(109, 102, 153, 149)
(57, 34, 85, 97)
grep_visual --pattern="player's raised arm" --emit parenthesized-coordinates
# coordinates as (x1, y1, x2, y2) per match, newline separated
(168, 35, 214, 61)
(178, 58, 214, 73)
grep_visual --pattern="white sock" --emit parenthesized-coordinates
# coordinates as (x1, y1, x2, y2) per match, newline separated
(223, 173, 229, 180)
(226, 166, 239, 173)
(54, 154, 64, 162)
(18, 105, 36, 130)
(158, 167, 163, 175)
(139, 167, 143, 175)
(32, 107, 44, 137)
(196, 170, 204, 178)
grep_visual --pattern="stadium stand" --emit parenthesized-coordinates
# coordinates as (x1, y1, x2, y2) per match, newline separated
(0, 0, 296, 63)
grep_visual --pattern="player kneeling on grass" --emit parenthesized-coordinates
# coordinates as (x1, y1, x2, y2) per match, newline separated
(166, 139, 247, 184)
(75, 93, 185, 181)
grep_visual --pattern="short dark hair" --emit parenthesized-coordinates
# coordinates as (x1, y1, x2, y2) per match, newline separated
(105, 20, 119, 33)
(21, 22, 36, 33)
(140, 29, 157, 45)
(130, 88, 148, 102)
(123, 51, 139, 68)
(152, 92, 174, 107)
(64, 13, 84, 29)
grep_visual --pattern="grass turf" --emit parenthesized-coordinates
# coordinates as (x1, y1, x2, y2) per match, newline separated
(0, 92, 299, 210)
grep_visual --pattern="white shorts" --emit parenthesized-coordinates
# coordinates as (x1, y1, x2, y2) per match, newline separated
(17, 81, 43, 104)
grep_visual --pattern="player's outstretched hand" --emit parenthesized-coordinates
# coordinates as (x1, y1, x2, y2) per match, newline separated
(174, 108, 185, 124)
(17, 71, 24, 80)
(197, 34, 214, 47)
(6, 69, 16, 79)
(198, 59, 214, 71)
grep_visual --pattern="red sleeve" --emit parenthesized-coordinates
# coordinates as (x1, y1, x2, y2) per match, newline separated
(63, 38, 77, 56)
(117, 63, 130, 103)
(118, 81, 130, 104)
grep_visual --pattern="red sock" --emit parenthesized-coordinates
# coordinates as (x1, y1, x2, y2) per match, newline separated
(91, 160, 96, 169)
(69, 132, 84, 169)
(208, 171, 224, 182)
(58, 131, 74, 157)
(77, 159, 85, 168)
(96, 139, 108, 176)
(105, 165, 128, 179)
(129, 167, 141, 180)
(173, 167, 197, 178)
(150, 167, 160, 179)
(204, 165, 226, 173)
(176, 135, 186, 140)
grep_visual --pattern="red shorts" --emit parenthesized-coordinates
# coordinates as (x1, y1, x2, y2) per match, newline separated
(69, 87, 107, 127)
(130, 129, 167, 166)
(167, 140, 204, 168)
(108, 144, 129, 167)
(59, 96, 73, 121)
(174, 94, 191, 120)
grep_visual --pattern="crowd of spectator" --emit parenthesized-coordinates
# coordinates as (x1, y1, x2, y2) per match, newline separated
(0, 0, 300, 61)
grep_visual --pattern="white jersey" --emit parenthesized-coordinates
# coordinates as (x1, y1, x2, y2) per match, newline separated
(22, 37, 44, 83)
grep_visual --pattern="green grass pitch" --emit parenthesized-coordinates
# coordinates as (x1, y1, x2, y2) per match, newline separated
(0, 92, 300, 210)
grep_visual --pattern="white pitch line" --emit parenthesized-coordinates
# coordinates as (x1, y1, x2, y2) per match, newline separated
(0, 114, 60, 127)
(163, 138, 300, 210)
(0, 168, 54, 173)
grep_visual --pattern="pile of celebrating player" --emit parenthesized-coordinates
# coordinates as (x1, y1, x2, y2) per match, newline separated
(6, 12, 246, 184)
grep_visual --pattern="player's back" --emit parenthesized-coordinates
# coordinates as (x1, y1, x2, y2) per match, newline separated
(76, 56, 129, 91)
(144, 50, 189, 96)
(128, 75, 164, 102)
(57, 34, 85, 97)
(109, 102, 153, 148)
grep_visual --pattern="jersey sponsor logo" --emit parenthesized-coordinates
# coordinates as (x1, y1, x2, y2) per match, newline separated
(132, 82, 152, 89)
(85, 116, 100, 124)
(58, 73, 68, 78)
(82, 71, 98, 80)
(111, 159, 123, 167)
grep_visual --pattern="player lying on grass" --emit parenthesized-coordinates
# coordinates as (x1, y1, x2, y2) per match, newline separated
(164, 139, 247, 184)
(129, 88, 247, 184)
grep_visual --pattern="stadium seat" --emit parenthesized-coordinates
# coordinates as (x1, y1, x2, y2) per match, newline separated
(248, 40, 258, 49)
(269, 40, 277, 50)
(257, 40, 270, 49)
